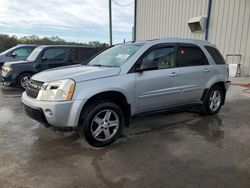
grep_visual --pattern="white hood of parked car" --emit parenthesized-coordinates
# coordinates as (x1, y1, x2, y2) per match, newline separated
(32, 65, 121, 83)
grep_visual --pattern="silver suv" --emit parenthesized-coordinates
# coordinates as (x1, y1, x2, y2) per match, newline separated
(22, 38, 230, 147)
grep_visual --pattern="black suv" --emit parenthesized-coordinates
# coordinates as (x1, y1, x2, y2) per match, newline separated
(1, 45, 103, 90)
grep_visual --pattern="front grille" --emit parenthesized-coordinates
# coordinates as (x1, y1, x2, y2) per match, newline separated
(26, 79, 44, 99)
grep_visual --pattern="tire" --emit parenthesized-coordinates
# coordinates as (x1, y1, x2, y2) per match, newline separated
(200, 85, 224, 115)
(78, 101, 124, 147)
(18, 73, 32, 90)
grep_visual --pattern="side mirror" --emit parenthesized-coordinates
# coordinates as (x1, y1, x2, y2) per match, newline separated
(135, 60, 158, 72)
(41, 56, 47, 62)
(11, 52, 17, 57)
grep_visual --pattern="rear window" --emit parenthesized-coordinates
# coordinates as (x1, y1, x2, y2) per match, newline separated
(205, 46, 226, 64)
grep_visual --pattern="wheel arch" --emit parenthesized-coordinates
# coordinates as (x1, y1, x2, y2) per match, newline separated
(78, 90, 131, 128)
(17, 71, 36, 82)
(201, 81, 226, 105)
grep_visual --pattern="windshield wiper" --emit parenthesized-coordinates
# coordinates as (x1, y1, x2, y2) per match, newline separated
(88, 64, 117, 67)
(89, 64, 103, 67)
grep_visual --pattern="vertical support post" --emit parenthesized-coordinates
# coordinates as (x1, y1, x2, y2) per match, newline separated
(109, 0, 113, 46)
(133, 0, 137, 42)
(205, 0, 212, 40)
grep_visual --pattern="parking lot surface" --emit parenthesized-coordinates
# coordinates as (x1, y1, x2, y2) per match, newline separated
(0, 78, 250, 188)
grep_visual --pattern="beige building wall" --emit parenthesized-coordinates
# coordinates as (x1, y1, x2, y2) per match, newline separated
(136, 0, 250, 76)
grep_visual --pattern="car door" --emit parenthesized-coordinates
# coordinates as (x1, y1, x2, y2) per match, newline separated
(135, 44, 185, 113)
(38, 47, 69, 71)
(176, 43, 212, 104)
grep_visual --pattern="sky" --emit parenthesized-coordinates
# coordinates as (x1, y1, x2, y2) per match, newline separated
(0, 0, 134, 44)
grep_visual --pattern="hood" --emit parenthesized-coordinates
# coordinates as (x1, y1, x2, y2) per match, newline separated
(0, 55, 5, 62)
(3, 60, 31, 67)
(0, 53, 9, 61)
(32, 65, 121, 83)
(0, 55, 27, 64)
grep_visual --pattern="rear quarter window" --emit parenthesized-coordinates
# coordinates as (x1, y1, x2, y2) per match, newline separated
(205, 46, 226, 64)
(71, 48, 95, 64)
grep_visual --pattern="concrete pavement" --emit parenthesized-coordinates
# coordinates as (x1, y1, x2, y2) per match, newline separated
(0, 78, 250, 188)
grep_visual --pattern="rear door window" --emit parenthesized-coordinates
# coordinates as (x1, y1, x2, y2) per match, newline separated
(205, 46, 226, 64)
(178, 46, 209, 67)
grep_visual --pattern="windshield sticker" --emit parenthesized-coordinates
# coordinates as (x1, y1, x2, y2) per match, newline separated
(116, 54, 130, 60)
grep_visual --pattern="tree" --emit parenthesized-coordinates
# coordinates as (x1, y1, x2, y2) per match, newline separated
(0, 34, 109, 53)
(0, 34, 18, 52)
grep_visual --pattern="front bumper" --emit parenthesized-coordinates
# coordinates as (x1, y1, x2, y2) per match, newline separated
(1, 71, 17, 86)
(21, 92, 86, 127)
(22, 103, 48, 124)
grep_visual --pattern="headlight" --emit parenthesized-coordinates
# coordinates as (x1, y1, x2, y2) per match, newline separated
(39, 79, 75, 101)
(2, 66, 12, 73)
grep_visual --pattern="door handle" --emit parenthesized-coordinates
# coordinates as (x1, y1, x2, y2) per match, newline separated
(203, 68, 210, 73)
(170, 72, 179, 77)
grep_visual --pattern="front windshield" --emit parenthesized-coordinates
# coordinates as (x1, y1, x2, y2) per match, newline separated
(27, 46, 43, 61)
(88, 43, 144, 67)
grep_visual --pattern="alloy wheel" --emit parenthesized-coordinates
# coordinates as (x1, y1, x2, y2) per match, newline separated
(91, 109, 120, 142)
(21, 76, 31, 89)
(209, 90, 221, 112)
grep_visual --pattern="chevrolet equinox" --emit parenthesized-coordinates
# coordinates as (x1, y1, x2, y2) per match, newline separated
(22, 39, 230, 147)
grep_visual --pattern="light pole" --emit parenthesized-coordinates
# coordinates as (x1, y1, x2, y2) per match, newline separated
(109, 0, 112, 46)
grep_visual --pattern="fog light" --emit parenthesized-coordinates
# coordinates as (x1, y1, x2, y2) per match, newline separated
(3, 82, 11, 86)
(44, 109, 53, 116)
